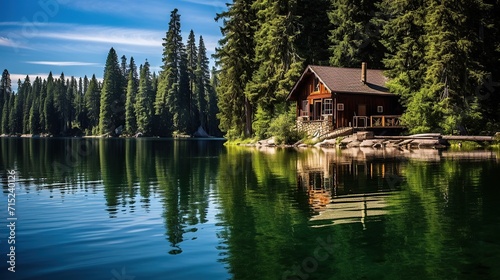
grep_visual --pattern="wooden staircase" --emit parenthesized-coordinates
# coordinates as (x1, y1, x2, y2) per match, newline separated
(317, 127, 354, 141)
(294, 127, 354, 146)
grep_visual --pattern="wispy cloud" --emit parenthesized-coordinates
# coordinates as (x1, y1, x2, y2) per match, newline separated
(25, 61, 100, 67)
(35, 25, 163, 48)
(0, 36, 30, 49)
(181, 0, 227, 8)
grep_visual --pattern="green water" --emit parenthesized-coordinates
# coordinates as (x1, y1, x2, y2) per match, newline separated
(1, 138, 500, 280)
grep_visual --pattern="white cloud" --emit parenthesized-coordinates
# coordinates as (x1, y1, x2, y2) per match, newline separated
(0, 36, 31, 49)
(25, 61, 100, 67)
(35, 26, 163, 48)
(181, 0, 227, 8)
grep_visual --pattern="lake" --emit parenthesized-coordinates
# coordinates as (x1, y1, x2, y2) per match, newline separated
(1, 138, 500, 280)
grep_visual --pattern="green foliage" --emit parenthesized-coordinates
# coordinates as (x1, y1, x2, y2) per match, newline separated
(99, 48, 124, 135)
(214, 0, 257, 138)
(266, 105, 302, 144)
(329, 0, 385, 68)
(125, 57, 138, 135)
(84, 75, 101, 131)
(381, 0, 496, 134)
(135, 61, 154, 135)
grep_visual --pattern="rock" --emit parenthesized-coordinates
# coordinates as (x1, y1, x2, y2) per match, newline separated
(347, 140, 361, 148)
(359, 139, 382, 147)
(315, 138, 336, 147)
(193, 126, 210, 138)
(356, 131, 374, 141)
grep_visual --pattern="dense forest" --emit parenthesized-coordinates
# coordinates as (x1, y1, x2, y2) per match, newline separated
(0, 9, 220, 137)
(215, 0, 500, 139)
(1, 1, 500, 138)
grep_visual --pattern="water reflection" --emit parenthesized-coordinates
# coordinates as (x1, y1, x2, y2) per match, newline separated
(1, 138, 500, 279)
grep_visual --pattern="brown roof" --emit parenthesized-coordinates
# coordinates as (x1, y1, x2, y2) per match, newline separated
(287, 65, 391, 100)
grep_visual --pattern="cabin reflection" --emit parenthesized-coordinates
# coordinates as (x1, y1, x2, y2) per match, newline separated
(297, 148, 405, 227)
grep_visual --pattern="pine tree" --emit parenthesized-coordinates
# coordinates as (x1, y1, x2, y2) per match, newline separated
(44, 72, 59, 135)
(54, 73, 70, 133)
(84, 74, 101, 133)
(19, 76, 32, 134)
(38, 79, 47, 133)
(135, 61, 154, 135)
(0, 69, 11, 128)
(194, 36, 210, 129)
(29, 96, 41, 134)
(1, 92, 10, 134)
(9, 81, 22, 133)
(329, 0, 385, 68)
(186, 30, 198, 131)
(156, 9, 189, 135)
(207, 67, 220, 136)
(125, 57, 139, 134)
(246, 0, 304, 138)
(214, 0, 257, 138)
(296, 0, 332, 65)
(99, 47, 124, 135)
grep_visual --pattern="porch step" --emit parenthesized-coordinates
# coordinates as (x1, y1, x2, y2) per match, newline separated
(317, 127, 354, 141)
(294, 127, 354, 146)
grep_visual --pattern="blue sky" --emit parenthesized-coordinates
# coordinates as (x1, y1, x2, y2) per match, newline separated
(0, 0, 227, 91)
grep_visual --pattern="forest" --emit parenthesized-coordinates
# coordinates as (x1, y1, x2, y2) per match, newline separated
(215, 0, 500, 140)
(0, 9, 219, 137)
(1, 1, 500, 139)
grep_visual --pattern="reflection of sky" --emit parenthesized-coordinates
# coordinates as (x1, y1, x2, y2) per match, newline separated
(0, 179, 229, 279)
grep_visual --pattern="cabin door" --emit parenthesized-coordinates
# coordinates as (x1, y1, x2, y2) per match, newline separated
(314, 100, 322, 120)
(358, 104, 366, 116)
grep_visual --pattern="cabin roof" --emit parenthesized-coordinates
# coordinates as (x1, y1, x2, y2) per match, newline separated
(287, 65, 391, 100)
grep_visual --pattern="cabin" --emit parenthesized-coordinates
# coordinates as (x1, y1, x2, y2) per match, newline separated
(287, 63, 403, 136)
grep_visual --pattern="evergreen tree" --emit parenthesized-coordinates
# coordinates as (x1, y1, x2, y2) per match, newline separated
(38, 79, 47, 133)
(329, 0, 385, 68)
(1, 90, 11, 134)
(0, 69, 11, 128)
(19, 76, 32, 134)
(84, 74, 101, 133)
(214, 0, 257, 138)
(9, 81, 22, 133)
(194, 36, 210, 129)
(99, 47, 124, 135)
(207, 67, 220, 137)
(125, 57, 139, 134)
(246, 0, 304, 138)
(54, 73, 70, 133)
(156, 9, 189, 135)
(135, 61, 154, 135)
(186, 30, 198, 131)
(296, 0, 332, 65)
(44, 72, 59, 135)
(29, 96, 41, 134)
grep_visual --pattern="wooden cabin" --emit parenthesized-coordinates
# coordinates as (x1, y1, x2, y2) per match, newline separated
(287, 63, 403, 136)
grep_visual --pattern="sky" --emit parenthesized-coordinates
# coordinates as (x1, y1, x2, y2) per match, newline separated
(0, 0, 227, 92)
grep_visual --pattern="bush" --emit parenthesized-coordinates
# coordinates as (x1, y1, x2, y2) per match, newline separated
(267, 107, 304, 144)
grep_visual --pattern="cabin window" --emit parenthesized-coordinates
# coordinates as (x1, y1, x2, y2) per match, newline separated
(377, 106, 383, 113)
(301, 100, 309, 116)
(314, 77, 320, 92)
(337, 103, 344, 111)
(323, 99, 333, 115)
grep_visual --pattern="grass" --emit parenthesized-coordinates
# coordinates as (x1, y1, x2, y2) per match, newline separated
(448, 140, 483, 150)
(224, 137, 258, 146)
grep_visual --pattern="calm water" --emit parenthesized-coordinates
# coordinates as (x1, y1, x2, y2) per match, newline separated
(1, 138, 500, 280)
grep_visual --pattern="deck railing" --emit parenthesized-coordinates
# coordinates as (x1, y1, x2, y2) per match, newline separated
(351, 115, 402, 129)
(370, 115, 402, 128)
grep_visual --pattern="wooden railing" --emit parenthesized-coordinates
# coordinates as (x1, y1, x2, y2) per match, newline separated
(370, 115, 402, 128)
